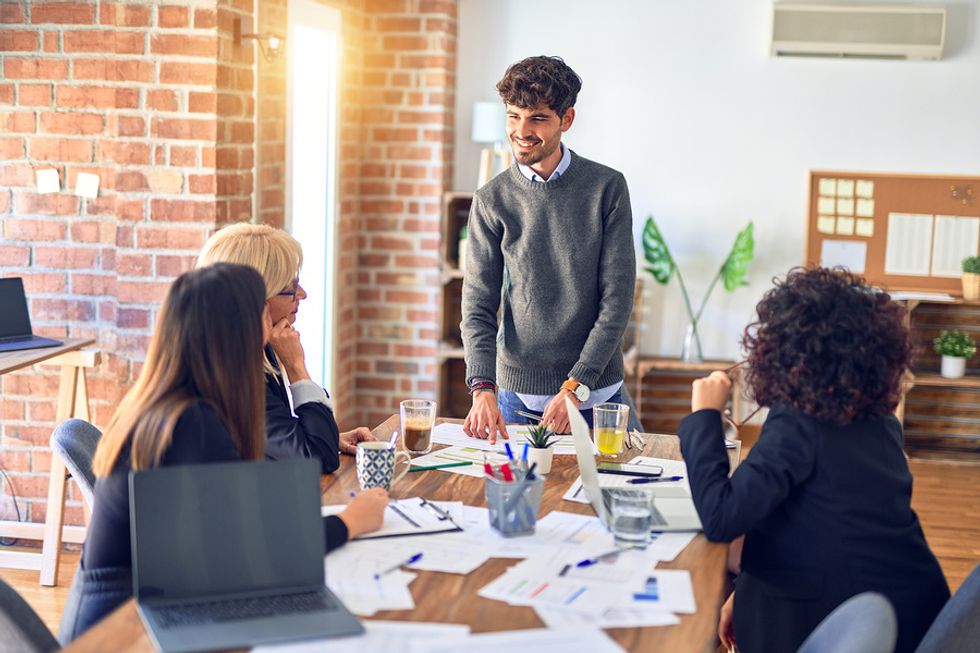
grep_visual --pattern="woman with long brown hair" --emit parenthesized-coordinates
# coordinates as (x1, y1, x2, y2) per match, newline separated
(64, 264, 386, 641)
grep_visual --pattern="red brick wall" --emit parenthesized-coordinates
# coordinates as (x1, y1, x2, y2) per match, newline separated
(0, 0, 254, 530)
(0, 0, 458, 534)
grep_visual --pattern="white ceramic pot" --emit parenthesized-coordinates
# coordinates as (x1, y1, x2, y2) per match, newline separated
(526, 446, 554, 475)
(941, 355, 967, 379)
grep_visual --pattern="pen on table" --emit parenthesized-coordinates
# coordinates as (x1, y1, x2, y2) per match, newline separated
(409, 461, 472, 472)
(386, 431, 398, 450)
(627, 475, 685, 484)
(575, 549, 622, 568)
(374, 552, 423, 580)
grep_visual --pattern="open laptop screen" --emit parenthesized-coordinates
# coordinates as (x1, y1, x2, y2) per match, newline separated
(0, 278, 34, 339)
(130, 459, 325, 602)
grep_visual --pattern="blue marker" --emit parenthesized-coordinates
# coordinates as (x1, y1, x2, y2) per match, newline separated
(521, 442, 529, 464)
(504, 441, 515, 461)
(374, 553, 423, 580)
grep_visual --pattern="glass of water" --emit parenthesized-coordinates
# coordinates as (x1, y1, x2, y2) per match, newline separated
(609, 489, 654, 548)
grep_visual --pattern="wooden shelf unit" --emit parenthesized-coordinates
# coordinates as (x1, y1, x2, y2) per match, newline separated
(900, 298, 980, 460)
(437, 192, 474, 418)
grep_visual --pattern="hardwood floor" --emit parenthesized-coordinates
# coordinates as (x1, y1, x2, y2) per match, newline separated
(2, 459, 978, 638)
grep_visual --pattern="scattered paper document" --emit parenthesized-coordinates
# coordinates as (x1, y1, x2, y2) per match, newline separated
(431, 422, 583, 456)
(252, 621, 471, 653)
(535, 603, 680, 629)
(885, 213, 933, 276)
(406, 445, 507, 478)
(888, 291, 955, 302)
(478, 567, 625, 612)
(931, 215, 980, 278)
(631, 569, 697, 613)
(414, 627, 627, 653)
(820, 239, 866, 273)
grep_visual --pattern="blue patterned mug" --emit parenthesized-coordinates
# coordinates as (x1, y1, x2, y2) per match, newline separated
(356, 441, 411, 490)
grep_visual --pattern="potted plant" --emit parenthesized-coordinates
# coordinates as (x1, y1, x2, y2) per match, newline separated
(961, 256, 980, 300)
(933, 330, 977, 379)
(642, 217, 754, 361)
(524, 423, 560, 474)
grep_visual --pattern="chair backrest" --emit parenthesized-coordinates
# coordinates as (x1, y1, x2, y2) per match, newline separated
(797, 592, 897, 653)
(915, 563, 980, 653)
(49, 419, 102, 510)
(0, 577, 60, 653)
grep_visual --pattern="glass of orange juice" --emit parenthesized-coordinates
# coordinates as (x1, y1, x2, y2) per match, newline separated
(593, 403, 629, 456)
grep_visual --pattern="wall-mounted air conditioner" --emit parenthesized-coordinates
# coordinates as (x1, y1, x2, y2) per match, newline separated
(771, 3, 946, 60)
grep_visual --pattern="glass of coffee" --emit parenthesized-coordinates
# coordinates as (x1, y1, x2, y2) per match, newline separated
(401, 399, 436, 455)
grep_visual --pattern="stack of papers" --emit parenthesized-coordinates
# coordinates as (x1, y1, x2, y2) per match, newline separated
(480, 551, 696, 629)
(323, 498, 462, 539)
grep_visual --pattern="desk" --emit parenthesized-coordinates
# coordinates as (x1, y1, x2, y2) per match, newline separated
(64, 416, 739, 653)
(0, 338, 99, 586)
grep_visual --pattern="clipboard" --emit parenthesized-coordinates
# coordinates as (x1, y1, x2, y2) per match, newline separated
(323, 497, 463, 540)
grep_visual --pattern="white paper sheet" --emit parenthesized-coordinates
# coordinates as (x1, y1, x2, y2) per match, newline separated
(563, 456, 692, 505)
(323, 497, 461, 539)
(817, 216, 836, 234)
(836, 198, 854, 216)
(836, 179, 855, 197)
(413, 627, 627, 653)
(630, 569, 697, 614)
(252, 621, 471, 653)
(835, 217, 855, 235)
(431, 422, 580, 455)
(855, 219, 874, 238)
(818, 197, 836, 214)
(477, 567, 625, 611)
(856, 179, 874, 199)
(818, 178, 836, 196)
(931, 215, 980, 277)
(820, 239, 867, 273)
(535, 603, 680, 629)
(885, 213, 933, 276)
(856, 198, 875, 218)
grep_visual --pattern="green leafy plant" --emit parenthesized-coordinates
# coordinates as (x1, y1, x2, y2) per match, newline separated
(642, 217, 755, 360)
(524, 423, 560, 449)
(961, 256, 980, 274)
(934, 330, 977, 359)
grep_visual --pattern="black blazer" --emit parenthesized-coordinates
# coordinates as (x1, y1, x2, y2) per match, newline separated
(264, 345, 341, 474)
(679, 404, 949, 653)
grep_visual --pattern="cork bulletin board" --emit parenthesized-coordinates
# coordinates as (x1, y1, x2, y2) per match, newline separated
(805, 171, 980, 294)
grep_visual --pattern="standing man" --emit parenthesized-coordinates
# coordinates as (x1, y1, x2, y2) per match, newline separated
(461, 55, 640, 443)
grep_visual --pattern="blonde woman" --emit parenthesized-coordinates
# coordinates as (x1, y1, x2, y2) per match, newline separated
(197, 223, 373, 473)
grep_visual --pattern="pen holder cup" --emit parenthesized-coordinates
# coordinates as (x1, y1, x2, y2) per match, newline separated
(485, 475, 545, 537)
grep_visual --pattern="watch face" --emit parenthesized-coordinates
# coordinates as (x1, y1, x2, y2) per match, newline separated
(575, 385, 590, 402)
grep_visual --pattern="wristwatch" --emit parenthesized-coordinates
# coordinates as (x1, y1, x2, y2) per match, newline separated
(560, 378, 590, 403)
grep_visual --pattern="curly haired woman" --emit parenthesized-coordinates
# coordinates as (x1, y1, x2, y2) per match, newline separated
(679, 267, 949, 653)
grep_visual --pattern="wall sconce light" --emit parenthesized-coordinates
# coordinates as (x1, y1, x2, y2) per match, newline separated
(234, 16, 284, 63)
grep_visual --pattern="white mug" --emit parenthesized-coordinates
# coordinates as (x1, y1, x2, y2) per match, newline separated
(355, 441, 410, 490)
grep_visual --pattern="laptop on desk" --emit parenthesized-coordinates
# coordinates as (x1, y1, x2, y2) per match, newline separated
(130, 458, 363, 653)
(0, 278, 63, 353)
(566, 397, 702, 533)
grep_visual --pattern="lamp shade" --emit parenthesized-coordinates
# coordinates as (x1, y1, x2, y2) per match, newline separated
(471, 101, 505, 143)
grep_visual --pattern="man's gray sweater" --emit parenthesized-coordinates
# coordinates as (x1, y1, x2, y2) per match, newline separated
(461, 151, 636, 394)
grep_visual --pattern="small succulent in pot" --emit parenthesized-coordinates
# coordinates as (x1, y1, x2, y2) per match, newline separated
(525, 423, 560, 449)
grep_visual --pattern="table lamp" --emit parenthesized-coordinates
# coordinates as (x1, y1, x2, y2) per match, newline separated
(472, 101, 511, 188)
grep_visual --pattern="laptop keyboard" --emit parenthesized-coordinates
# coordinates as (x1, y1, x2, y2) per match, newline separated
(154, 589, 338, 629)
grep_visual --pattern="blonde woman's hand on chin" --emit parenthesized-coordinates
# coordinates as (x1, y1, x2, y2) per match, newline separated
(340, 427, 375, 455)
(338, 488, 388, 539)
(269, 317, 310, 382)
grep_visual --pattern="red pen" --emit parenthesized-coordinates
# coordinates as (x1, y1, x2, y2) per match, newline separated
(500, 462, 514, 482)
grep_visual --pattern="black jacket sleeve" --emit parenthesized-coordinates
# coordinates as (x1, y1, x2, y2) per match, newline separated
(323, 515, 349, 553)
(264, 372, 341, 474)
(678, 407, 816, 542)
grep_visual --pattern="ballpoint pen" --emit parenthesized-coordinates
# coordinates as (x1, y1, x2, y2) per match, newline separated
(575, 549, 621, 568)
(374, 552, 423, 580)
(627, 475, 685, 484)
(389, 502, 421, 527)
(516, 409, 543, 423)
(387, 431, 398, 450)
(521, 442, 528, 464)
(504, 441, 515, 461)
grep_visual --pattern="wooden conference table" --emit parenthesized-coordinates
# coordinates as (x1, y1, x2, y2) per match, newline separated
(66, 416, 740, 653)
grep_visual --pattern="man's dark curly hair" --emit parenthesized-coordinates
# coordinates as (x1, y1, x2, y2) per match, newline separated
(496, 56, 582, 116)
(742, 267, 912, 424)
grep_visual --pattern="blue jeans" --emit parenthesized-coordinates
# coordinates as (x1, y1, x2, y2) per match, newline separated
(58, 564, 133, 644)
(498, 384, 644, 432)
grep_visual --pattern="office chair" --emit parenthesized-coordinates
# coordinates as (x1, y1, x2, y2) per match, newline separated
(0, 577, 60, 653)
(49, 419, 102, 510)
(797, 592, 897, 653)
(915, 563, 980, 653)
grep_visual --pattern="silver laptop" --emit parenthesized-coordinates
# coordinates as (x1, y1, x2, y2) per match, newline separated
(567, 397, 702, 532)
(0, 278, 62, 352)
(130, 459, 363, 653)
